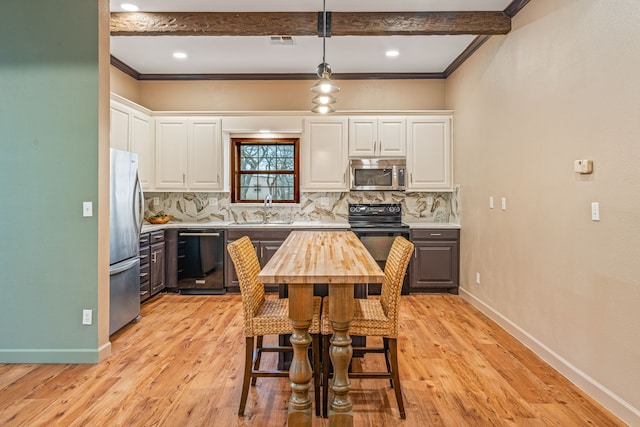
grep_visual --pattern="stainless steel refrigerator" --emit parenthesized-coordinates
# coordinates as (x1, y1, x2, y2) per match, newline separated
(109, 148, 143, 335)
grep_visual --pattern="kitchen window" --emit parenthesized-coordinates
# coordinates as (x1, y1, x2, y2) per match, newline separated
(230, 138, 300, 203)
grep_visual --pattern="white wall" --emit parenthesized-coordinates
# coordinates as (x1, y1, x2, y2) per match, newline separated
(446, 0, 640, 423)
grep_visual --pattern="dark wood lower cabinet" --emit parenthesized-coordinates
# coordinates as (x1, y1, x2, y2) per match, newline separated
(225, 228, 291, 293)
(410, 228, 460, 294)
(139, 230, 166, 303)
(139, 233, 151, 302)
(163, 228, 178, 291)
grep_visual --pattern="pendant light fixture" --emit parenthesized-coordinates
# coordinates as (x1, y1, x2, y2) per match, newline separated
(311, 0, 339, 114)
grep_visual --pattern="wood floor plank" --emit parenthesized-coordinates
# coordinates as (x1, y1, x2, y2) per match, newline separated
(0, 294, 626, 427)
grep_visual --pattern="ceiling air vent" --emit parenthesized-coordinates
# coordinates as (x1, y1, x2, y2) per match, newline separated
(269, 36, 296, 46)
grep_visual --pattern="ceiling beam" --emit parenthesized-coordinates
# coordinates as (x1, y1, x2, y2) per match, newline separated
(110, 11, 511, 37)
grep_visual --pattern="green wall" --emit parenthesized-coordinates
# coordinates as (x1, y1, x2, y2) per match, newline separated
(0, 0, 102, 362)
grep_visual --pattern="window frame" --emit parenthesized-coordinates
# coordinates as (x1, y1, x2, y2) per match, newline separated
(230, 137, 300, 204)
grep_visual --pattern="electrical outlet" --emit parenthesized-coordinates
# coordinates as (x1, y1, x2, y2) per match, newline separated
(320, 197, 329, 208)
(591, 202, 600, 221)
(209, 198, 218, 207)
(82, 309, 92, 325)
(153, 197, 160, 206)
(476, 272, 481, 285)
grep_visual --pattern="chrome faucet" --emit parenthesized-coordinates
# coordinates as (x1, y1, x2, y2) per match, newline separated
(264, 193, 272, 223)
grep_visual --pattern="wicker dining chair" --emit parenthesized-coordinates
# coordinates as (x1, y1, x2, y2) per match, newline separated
(320, 235, 414, 419)
(227, 236, 323, 417)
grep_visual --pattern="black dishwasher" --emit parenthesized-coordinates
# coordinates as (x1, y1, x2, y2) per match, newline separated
(177, 229, 225, 294)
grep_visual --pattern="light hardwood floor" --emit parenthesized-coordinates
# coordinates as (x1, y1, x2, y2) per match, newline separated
(0, 294, 625, 426)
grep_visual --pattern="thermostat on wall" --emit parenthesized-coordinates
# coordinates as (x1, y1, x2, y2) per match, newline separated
(574, 159, 593, 174)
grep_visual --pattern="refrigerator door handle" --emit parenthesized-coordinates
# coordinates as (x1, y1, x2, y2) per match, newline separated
(110, 257, 140, 275)
(133, 172, 144, 239)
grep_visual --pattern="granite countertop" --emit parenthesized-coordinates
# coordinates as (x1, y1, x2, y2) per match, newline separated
(141, 220, 351, 233)
(142, 220, 460, 233)
(402, 220, 461, 229)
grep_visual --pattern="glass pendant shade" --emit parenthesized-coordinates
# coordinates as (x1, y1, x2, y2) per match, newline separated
(312, 93, 337, 105)
(311, 73, 340, 95)
(311, 104, 336, 114)
(311, 0, 339, 113)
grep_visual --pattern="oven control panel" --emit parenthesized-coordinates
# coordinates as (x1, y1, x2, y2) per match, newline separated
(348, 203, 405, 228)
(349, 203, 401, 215)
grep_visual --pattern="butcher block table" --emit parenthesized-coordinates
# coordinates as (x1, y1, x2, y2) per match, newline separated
(258, 231, 385, 427)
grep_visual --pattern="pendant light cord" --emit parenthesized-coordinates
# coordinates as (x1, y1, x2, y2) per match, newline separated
(322, 0, 326, 66)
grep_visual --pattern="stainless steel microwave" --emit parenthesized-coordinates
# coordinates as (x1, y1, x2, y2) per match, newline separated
(349, 158, 406, 191)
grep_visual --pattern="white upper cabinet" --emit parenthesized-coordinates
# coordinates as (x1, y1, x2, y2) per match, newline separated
(348, 116, 406, 157)
(154, 116, 222, 191)
(110, 96, 154, 190)
(155, 118, 188, 190)
(406, 116, 453, 191)
(301, 117, 349, 191)
(110, 104, 129, 151)
(188, 118, 223, 190)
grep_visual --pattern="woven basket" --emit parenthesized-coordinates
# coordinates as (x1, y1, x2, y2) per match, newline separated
(145, 215, 172, 224)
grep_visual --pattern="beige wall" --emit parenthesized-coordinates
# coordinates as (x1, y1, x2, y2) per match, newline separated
(110, 66, 140, 104)
(136, 79, 445, 112)
(446, 0, 640, 423)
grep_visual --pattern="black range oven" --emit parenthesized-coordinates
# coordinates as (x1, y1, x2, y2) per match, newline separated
(349, 203, 410, 295)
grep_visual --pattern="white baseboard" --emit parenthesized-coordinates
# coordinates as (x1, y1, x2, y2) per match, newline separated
(459, 287, 639, 427)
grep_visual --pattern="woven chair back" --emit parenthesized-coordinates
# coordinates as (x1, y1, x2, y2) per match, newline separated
(379, 236, 414, 336)
(227, 236, 266, 337)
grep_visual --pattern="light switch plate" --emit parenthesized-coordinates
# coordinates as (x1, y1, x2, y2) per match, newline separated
(501, 197, 507, 210)
(82, 309, 92, 325)
(82, 201, 93, 217)
(489, 196, 494, 209)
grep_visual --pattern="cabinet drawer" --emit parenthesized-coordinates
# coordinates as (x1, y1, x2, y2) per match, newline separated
(226, 228, 291, 240)
(139, 263, 150, 282)
(140, 281, 151, 302)
(139, 246, 150, 265)
(150, 230, 165, 244)
(410, 229, 459, 240)
(151, 282, 165, 295)
(139, 232, 150, 246)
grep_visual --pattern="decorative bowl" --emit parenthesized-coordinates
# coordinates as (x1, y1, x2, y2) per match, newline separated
(145, 215, 173, 224)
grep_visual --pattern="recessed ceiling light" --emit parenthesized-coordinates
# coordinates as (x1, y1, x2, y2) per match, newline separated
(120, 3, 139, 11)
(385, 50, 400, 58)
(173, 52, 188, 59)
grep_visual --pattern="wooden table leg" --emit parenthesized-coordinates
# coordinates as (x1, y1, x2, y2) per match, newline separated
(287, 284, 314, 427)
(328, 283, 354, 427)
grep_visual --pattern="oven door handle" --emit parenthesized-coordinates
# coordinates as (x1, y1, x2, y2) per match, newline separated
(179, 232, 221, 237)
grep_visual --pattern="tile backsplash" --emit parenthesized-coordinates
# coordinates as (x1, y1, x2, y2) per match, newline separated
(144, 186, 460, 224)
